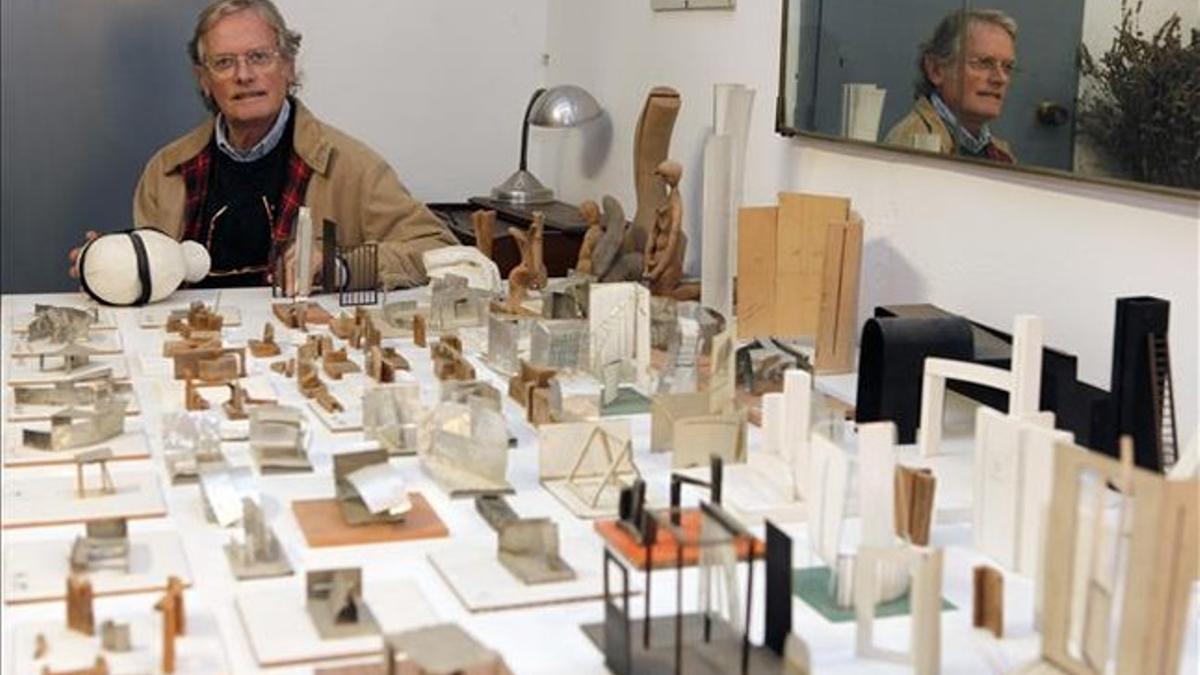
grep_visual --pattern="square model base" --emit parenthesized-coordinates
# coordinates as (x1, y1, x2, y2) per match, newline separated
(581, 613, 789, 675)
(292, 493, 448, 548)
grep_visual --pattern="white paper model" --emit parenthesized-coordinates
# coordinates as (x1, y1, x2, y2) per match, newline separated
(423, 246, 502, 292)
(588, 282, 651, 392)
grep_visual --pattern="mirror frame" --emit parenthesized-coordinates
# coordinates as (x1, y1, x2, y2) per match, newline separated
(773, 0, 1200, 200)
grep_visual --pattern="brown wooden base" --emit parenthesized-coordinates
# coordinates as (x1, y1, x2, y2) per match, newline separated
(292, 493, 448, 548)
(594, 509, 763, 571)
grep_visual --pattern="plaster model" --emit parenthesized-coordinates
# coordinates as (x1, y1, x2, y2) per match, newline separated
(160, 410, 224, 484)
(542, 276, 590, 320)
(334, 449, 411, 524)
(198, 467, 257, 528)
(224, 497, 291, 580)
(306, 568, 378, 640)
(530, 319, 589, 371)
(379, 623, 513, 675)
(475, 495, 575, 585)
(473, 208, 496, 259)
(431, 334, 476, 381)
(973, 406, 1072, 575)
(22, 397, 128, 452)
(100, 620, 131, 652)
(854, 545, 944, 675)
(1013, 440, 1198, 675)
(249, 405, 311, 473)
(422, 400, 512, 497)
(485, 314, 525, 376)
(12, 378, 133, 416)
(25, 305, 97, 344)
(430, 274, 490, 330)
(33, 343, 105, 376)
(423, 245, 502, 293)
(917, 314, 1043, 457)
(576, 200, 603, 276)
(69, 518, 130, 574)
(588, 282, 651, 392)
(77, 228, 210, 306)
(363, 383, 422, 456)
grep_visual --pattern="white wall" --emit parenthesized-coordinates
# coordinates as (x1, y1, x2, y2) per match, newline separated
(542, 0, 1200, 448)
(278, 0, 548, 202)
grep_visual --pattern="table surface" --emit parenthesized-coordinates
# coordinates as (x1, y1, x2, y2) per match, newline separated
(2, 287, 1196, 675)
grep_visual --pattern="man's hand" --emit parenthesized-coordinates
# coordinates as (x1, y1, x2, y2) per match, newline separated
(67, 230, 100, 279)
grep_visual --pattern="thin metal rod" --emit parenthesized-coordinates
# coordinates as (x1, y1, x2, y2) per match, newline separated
(518, 88, 546, 171)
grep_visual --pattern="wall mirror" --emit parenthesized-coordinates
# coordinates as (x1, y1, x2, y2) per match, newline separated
(777, 0, 1199, 194)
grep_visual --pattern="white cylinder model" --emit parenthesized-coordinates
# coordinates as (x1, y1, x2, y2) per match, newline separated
(78, 228, 211, 306)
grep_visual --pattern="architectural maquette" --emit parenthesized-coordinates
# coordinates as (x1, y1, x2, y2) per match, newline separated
(69, 518, 130, 575)
(538, 420, 641, 518)
(225, 497, 292, 580)
(422, 400, 513, 497)
(248, 405, 311, 473)
(162, 411, 226, 483)
(588, 282, 651, 392)
(475, 495, 575, 585)
(11, 378, 134, 418)
(22, 397, 128, 452)
(430, 274, 490, 331)
(306, 568, 378, 640)
(362, 383, 422, 456)
(164, 301, 224, 336)
(25, 305, 97, 344)
(333, 449, 411, 525)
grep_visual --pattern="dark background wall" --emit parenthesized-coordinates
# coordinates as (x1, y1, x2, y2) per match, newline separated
(2, 0, 210, 293)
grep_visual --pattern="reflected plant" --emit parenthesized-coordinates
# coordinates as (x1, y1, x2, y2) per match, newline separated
(1078, 0, 1199, 189)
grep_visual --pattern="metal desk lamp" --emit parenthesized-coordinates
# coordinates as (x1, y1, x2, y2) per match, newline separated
(492, 85, 603, 204)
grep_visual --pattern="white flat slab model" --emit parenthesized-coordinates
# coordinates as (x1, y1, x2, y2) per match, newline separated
(137, 305, 242, 328)
(10, 330, 124, 358)
(10, 609, 227, 674)
(2, 471, 166, 529)
(3, 427, 150, 468)
(11, 307, 117, 331)
(155, 375, 277, 416)
(307, 382, 364, 432)
(236, 578, 438, 667)
(428, 533, 628, 612)
(7, 384, 141, 422)
(4, 530, 192, 604)
(5, 356, 130, 386)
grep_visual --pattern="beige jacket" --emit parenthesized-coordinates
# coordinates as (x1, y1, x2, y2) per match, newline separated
(133, 101, 456, 288)
(883, 96, 1013, 160)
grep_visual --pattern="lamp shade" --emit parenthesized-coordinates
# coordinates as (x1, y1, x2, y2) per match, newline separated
(527, 85, 603, 128)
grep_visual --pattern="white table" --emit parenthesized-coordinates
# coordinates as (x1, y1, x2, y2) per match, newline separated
(2, 287, 1196, 674)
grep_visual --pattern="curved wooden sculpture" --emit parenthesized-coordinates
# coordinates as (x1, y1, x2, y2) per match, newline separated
(631, 86, 681, 251)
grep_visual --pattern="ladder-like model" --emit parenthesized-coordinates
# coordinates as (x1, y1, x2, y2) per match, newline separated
(1148, 333, 1179, 470)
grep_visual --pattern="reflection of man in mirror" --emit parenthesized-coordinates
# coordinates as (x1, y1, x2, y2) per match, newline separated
(884, 9, 1017, 163)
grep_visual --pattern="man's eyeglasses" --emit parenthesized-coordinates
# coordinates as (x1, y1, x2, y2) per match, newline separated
(964, 56, 1018, 77)
(203, 48, 281, 79)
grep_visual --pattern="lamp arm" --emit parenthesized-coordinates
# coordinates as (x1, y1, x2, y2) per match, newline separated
(518, 87, 547, 172)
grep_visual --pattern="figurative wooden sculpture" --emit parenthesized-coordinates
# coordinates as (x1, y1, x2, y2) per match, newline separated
(591, 196, 643, 282)
(644, 160, 696, 300)
(632, 86, 682, 249)
(576, 200, 604, 276)
(66, 575, 95, 635)
(504, 214, 547, 313)
(472, 209, 496, 260)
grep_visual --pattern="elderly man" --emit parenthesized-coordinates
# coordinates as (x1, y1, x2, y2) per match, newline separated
(73, 0, 454, 288)
(884, 9, 1018, 163)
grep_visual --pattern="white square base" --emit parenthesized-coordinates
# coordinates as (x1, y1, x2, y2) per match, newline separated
(7, 385, 140, 422)
(4, 427, 150, 468)
(4, 531, 192, 604)
(137, 305, 242, 328)
(236, 578, 437, 667)
(5, 357, 130, 386)
(3, 472, 166, 529)
(11, 330, 123, 358)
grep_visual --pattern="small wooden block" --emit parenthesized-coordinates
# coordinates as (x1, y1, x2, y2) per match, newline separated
(593, 509, 764, 570)
(973, 565, 1004, 637)
(894, 465, 936, 546)
(291, 493, 448, 548)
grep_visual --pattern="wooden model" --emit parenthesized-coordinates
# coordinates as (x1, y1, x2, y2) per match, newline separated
(431, 335, 475, 381)
(74, 448, 116, 498)
(248, 323, 281, 358)
(472, 209, 496, 259)
(972, 565, 1004, 638)
(894, 465, 936, 546)
(631, 86, 681, 248)
(508, 360, 557, 408)
(99, 620, 131, 652)
(322, 347, 360, 380)
(298, 334, 335, 362)
(41, 657, 110, 675)
(576, 200, 603, 276)
(162, 334, 221, 358)
(272, 300, 332, 329)
(66, 575, 95, 635)
(223, 382, 275, 420)
(296, 359, 344, 413)
(249, 406, 311, 472)
(1012, 440, 1198, 675)
(643, 160, 696, 300)
(365, 346, 408, 383)
(412, 314, 427, 347)
(172, 346, 245, 381)
(165, 301, 223, 335)
(154, 576, 186, 673)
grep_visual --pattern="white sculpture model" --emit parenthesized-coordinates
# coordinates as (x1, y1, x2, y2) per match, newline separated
(422, 246, 502, 293)
(78, 228, 210, 305)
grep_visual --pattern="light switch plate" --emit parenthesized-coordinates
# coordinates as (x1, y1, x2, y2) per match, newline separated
(652, 0, 735, 10)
